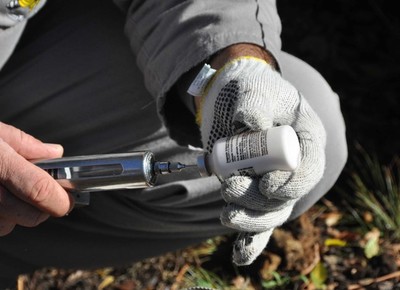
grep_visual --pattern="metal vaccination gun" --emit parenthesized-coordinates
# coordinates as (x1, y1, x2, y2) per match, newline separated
(35, 125, 301, 207)
(34, 151, 195, 206)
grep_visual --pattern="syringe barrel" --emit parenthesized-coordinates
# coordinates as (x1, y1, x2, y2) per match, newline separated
(35, 152, 157, 192)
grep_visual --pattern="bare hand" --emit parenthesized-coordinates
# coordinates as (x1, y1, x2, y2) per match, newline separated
(0, 122, 73, 236)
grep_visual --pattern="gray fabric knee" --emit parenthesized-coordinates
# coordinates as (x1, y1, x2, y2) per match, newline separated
(278, 52, 348, 219)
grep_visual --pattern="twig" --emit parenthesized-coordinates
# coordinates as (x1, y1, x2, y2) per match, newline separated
(17, 275, 26, 290)
(348, 270, 400, 289)
(171, 263, 191, 290)
(301, 243, 321, 276)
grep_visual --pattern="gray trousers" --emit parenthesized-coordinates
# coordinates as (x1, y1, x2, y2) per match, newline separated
(0, 0, 347, 286)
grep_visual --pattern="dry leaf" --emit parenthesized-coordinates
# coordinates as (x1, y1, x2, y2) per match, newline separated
(324, 238, 347, 247)
(322, 212, 342, 227)
(98, 275, 115, 290)
(260, 253, 282, 280)
(310, 261, 328, 289)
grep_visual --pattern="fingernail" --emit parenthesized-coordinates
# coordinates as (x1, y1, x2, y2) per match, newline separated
(44, 143, 63, 153)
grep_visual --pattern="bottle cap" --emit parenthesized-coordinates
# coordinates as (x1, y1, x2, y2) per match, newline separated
(196, 154, 211, 177)
(276, 125, 301, 171)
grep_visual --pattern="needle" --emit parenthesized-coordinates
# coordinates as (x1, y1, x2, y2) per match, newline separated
(153, 161, 197, 174)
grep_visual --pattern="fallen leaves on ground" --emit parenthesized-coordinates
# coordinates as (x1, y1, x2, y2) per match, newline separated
(15, 198, 400, 290)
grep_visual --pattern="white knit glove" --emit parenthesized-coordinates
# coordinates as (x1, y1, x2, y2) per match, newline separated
(197, 57, 326, 265)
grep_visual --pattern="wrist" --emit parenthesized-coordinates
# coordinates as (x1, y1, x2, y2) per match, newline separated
(194, 43, 277, 113)
(210, 43, 277, 70)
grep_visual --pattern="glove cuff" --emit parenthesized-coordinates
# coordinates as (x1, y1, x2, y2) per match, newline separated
(193, 56, 274, 127)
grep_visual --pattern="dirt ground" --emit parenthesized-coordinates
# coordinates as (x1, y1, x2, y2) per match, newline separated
(18, 201, 400, 289)
(14, 0, 400, 289)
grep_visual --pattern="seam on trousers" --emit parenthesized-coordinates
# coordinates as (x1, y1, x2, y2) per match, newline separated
(255, 0, 267, 48)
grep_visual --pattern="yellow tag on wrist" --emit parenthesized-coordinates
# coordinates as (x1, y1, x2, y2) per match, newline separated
(18, 0, 40, 9)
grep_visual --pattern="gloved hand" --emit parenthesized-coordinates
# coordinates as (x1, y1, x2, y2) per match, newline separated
(197, 56, 326, 265)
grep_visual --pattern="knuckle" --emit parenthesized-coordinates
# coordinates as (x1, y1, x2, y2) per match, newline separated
(260, 171, 295, 198)
(15, 128, 33, 154)
(29, 177, 53, 205)
(23, 212, 48, 228)
(0, 142, 12, 181)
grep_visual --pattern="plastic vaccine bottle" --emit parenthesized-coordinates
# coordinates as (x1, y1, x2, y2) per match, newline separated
(197, 125, 300, 180)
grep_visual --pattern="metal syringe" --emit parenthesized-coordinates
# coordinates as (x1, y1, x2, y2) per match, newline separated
(34, 152, 196, 206)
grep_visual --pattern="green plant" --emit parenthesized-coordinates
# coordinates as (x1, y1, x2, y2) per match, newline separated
(182, 266, 233, 289)
(261, 271, 292, 289)
(343, 144, 400, 240)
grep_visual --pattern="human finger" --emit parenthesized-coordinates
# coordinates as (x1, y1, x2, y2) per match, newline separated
(221, 176, 292, 212)
(0, 139, 73, 216)
(0, 122, 63, 160)
(232, 229, 273, 266)
(0, 220, 15, 237)
(0, 185, 50, 228)
(220, 201, 296, 232)
(260, 98, 326, 200)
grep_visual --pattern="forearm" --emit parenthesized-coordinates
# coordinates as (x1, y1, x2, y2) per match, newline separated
(128, 0, 283, 146)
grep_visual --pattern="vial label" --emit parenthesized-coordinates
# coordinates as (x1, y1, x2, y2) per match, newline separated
(225, 131, 269, 163)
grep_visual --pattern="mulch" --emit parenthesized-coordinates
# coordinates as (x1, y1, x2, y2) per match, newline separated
(17, 199, 400, 289)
